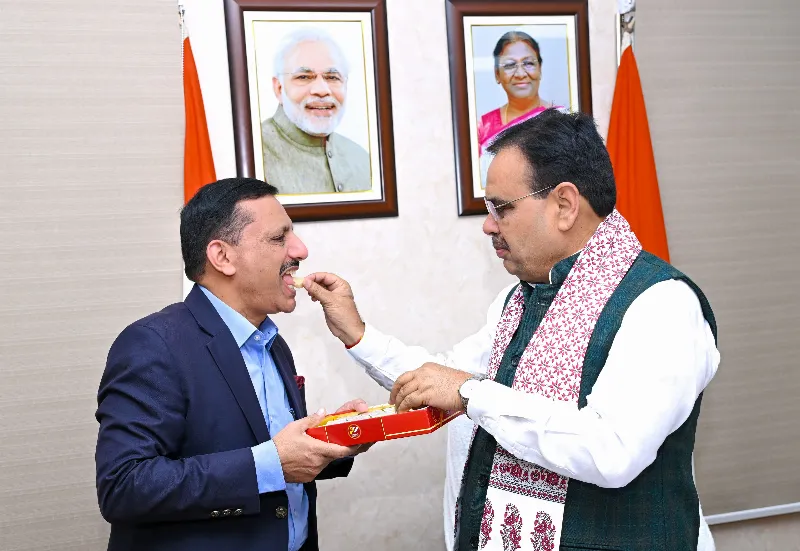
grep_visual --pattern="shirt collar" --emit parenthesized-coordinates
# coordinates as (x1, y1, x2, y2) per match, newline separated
(549, 250, 581, 285)
(273, 104, 328, 148)
(199, 286, 278, 349)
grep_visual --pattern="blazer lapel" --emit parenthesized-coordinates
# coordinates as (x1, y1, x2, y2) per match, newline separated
(207, 336, 270, 443)
(185, 285, 270, 444)
(271, 337, 307, 419)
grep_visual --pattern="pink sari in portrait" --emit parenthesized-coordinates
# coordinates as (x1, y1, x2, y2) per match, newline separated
(477, 105, 562, 153)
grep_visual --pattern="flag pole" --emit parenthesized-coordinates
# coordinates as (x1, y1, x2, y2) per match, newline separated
(178, 1, 186, 69)
(617, 0, 635, 66)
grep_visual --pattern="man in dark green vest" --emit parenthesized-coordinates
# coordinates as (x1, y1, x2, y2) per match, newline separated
(303, 109, 719, 551)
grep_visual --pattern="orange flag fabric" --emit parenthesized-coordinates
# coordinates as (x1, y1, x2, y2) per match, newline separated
(606, 47, 670, 263)
(183, 36, 216, 204)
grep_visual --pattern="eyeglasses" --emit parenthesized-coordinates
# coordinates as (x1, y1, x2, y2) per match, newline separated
(484, 185, 555, 221)
(283, 70, 346, 88)
(498, 60, 540, 76)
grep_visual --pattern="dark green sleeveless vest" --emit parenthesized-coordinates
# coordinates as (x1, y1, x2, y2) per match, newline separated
(455, 251, 717, 551)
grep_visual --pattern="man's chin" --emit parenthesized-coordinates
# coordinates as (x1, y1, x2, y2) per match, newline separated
(277, 298, 297, 314)
(301, 124, 336, 137)
(296, 111, 343, 136)
(501, 258, 522, 277)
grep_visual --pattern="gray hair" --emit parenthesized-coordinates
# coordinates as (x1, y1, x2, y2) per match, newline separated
(273, 27, 350, 81)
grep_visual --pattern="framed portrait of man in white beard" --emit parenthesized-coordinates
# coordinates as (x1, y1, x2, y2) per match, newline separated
(224, 0, 398, 222)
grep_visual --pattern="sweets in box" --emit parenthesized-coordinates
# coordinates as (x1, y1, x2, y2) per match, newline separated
(306, 403, 462, 446)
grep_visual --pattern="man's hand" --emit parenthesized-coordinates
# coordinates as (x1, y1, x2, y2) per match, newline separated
(334, 398, 369, 415)
(390, 363, 473, 413)
(334, 398, 375, 455)
(272, 409, 359, 483)
(302, 273, 365, 347)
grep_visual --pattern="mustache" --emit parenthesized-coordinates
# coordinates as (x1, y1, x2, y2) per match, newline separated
(492, 235, 509, 250)
(279, 260, 300, 276)
(301, 95, 342, 109)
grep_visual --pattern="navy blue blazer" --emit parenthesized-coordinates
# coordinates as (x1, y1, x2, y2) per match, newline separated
(95, 285, 352, 551)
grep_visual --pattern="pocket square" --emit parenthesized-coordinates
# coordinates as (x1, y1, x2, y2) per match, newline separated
(295, 375, 305, 390)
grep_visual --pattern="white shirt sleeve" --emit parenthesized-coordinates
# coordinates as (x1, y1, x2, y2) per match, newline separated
(467, 279, 720, 489)
(347, 283, 517, 390)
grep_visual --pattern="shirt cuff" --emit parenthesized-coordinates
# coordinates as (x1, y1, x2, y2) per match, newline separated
(345, 323, 381, 358)
(465, 378, 493, 422)
(345, 323, 397, 390)
(251, 441, 287, 494)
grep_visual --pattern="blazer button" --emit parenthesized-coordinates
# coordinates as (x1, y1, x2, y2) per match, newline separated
(222, 509, 232, 516)
(233, 508, 243, 516)
(275, 505, 288, 519)
(210, 510, 220, 518)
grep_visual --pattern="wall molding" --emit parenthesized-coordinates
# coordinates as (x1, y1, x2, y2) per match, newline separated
(706, 502, 800, 525)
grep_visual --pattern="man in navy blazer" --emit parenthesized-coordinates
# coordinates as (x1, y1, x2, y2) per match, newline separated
(95, 177, 368, 551)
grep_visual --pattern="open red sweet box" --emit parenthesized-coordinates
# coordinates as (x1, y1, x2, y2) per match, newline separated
(306, 403, 463, 446)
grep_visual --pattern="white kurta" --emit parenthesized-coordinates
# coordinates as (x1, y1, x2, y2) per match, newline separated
(348, 280, 718, 551)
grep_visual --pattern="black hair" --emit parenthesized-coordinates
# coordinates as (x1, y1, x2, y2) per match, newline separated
(180, 177, 278, 281)
(493, 31, 542, 68)
(486, 109, 617, 217)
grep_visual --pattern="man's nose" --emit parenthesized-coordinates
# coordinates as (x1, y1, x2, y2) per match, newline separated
(308, 74, 332, 96)
(483, 213, 499, 235)
(288, 233, 309, 261)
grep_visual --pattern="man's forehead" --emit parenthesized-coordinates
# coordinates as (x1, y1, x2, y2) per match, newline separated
(485, 149, 530, 198)
(238, 196, 289, 226)
(286, 40, 338, 67)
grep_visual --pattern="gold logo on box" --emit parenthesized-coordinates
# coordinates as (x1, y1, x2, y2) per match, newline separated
(348, 424, 361, 439)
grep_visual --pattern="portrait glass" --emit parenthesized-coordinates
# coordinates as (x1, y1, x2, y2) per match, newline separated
(464, 16, 580, 196)
(242, 11, 383, 206)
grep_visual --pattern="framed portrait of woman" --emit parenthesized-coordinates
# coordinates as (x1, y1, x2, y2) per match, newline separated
(445, 0, 592, 215)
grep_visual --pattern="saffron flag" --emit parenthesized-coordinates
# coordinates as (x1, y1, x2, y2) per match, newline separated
(606, 47, 670, 263)
(183, 35, 215, 204)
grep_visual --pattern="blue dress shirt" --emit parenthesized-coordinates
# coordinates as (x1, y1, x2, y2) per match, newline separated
(200, 287, 308, 551)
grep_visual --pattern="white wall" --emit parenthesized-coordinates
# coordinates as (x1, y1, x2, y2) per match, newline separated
(5, 1, 796, 550)
(183, 0, 619, 548)
(0, 2, 185, 549)
(636, 0, 800, 523)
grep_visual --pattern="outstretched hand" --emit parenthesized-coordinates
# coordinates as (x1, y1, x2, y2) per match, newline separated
(302, 272, 366, 347)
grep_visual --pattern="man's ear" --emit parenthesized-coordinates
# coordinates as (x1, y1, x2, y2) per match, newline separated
(206, 240, 236, 277)
(553, 182, 581, 232)
(273, 76, 283, 103)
